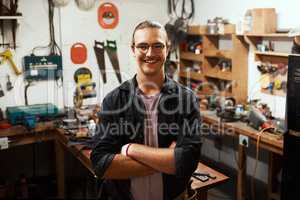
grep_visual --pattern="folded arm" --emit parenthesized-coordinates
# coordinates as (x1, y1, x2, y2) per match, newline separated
(103, 154, 156, 179)
(126, 142, 176, 175)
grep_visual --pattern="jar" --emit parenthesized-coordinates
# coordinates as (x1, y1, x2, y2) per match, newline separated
(216, 18, 224, 34)
(207, 19, 217, 34)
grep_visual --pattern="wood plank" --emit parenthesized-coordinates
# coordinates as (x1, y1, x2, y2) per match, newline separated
(237, 145, 246, 200)
(244, 33, 290, 37)
(200, 110, 283, 154)
(0, 121, 56, 137)
(188, 25, 206, 35)
(204, 49, 232, 59)
(180, 51, 203, 62)
(191, 162, 229, 190)
(254, 51, 300, 57)
(179, 71, 204, 80)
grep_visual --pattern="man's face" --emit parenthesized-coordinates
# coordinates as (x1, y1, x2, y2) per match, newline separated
(132, 28, 169, 77)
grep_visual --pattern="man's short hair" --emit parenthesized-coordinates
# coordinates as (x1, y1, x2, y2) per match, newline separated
(131, 20, 169, 46)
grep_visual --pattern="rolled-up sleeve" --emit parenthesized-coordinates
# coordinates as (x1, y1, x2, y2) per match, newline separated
(174, 94, 201, 178)
(90, 96, 121, 178)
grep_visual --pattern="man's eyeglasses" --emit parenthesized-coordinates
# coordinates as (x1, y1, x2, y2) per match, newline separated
(133, 42, 166, 54)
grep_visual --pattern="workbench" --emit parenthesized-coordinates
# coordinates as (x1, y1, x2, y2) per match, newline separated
(0, 122, 229, 200)
(201, 110, 283, 200)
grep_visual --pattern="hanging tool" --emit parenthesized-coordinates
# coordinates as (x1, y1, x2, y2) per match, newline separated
(93, 41, 106, 83)
(0, 48, 21, 75)
(71, 42, 87, 64)
(0, 0, 4, 45)
(73, 67, 96, 109)
(6, 74, 13, 91)
(105, 40, 122, 83)
(0, 83, 4, 97)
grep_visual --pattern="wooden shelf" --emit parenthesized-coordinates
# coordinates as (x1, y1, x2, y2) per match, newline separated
(179, 71, 204, 80)
(180, 51, 203, 62)
(204, 49, 232, 59)
(188, 25, 206, 35)
(205, 70, 233, 81)
(244, 33, 290, 37)
(180, 24, 248, 104)
(254, 51, 300, 57)
(0, 16, 23, 20)
(261, 88, 286, 97)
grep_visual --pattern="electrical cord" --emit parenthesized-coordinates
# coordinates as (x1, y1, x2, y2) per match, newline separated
(251, 127, 274, 200)
(31, 0, 62, 56)
(169, 0, 194, 20)
(24, 81, 33, 106)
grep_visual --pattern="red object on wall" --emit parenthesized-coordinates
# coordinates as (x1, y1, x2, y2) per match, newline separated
(71, 43, 87, 64)
(98, 2, 119, 29)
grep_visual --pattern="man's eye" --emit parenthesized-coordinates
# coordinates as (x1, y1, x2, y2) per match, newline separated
(153, 43, 165, 49)
(137, 45, 149, 50)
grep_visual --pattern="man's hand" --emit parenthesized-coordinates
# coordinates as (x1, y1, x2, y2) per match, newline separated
(169, 141, 176, 148)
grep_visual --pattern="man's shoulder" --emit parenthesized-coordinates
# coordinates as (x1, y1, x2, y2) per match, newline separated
(172, 79, 197, 98)
(102, 79, 133, 105)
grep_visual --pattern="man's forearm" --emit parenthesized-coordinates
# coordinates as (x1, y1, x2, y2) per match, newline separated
(103, 154, 156, 179)
(127, 144, 176, 174)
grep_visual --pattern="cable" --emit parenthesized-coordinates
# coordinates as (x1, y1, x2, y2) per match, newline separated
(24, 81, 33, 106)
(31, 0, 62, 56)
(170, 0, 194, 20)
(251, 127, 273, 200)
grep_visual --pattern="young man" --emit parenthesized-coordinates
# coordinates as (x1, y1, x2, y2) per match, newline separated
(90, 20, 201, 200)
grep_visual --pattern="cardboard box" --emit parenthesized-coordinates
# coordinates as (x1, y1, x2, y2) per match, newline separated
(251, 8, 277, 34)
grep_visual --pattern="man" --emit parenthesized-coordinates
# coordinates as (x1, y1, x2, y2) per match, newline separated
(90, 20, 201, 200)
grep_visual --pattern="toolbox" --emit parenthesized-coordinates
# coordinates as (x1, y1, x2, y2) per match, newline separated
(6, 103, 59, 127)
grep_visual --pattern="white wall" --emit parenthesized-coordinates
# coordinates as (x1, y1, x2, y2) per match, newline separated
(0, 0, 168, 111)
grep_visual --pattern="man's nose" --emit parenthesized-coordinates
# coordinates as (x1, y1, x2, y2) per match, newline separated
(146, 46, 155, 56)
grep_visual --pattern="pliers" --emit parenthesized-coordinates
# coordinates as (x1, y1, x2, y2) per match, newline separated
(192, 172, 216, 182)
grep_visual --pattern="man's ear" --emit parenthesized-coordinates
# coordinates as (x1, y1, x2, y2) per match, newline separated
(131, 45, 136, 54)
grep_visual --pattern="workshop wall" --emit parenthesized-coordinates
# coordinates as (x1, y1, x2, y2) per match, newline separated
(192, 0, 297, 186)
(0, 0, 168, 111)
(192, 0, 299, 118)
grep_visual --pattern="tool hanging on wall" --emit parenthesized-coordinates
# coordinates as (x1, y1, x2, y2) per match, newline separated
(105, 40, 122, 83)
(70, 42, 87, 64)
(93, 40, 122, 84)
(93, 41, 106, 83)
(98, 2, 119, 29)
(0, 48, 21, 75)
(75, 0, 95, 11)
(0, 0, 22, 49)
(73, 67, 96, 109)
(165, 0, 195, 55)
(52, 0, 70, 7)
(6, 74, 12, 91)
(0, 83, 4, 97)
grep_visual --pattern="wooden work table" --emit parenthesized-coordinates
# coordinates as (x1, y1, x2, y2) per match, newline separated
(0, 122, 229, 199)
(200, 110, 283, 200)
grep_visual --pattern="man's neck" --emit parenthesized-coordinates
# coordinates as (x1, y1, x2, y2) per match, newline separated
(136, 72, 165, 95)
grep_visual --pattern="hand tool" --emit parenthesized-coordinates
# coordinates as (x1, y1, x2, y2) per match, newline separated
(0, 48, 22, 75)
(93, 41, 106, 83)
(0, 83, 4, 97)
(105, 40, 122, 83)
(6, 74, 13, 91)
